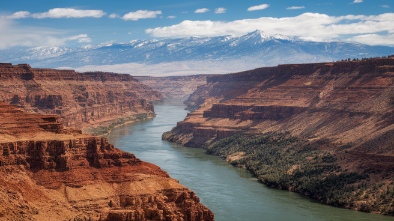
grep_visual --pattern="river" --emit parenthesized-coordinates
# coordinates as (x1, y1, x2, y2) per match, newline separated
(107, 101, 394, 221)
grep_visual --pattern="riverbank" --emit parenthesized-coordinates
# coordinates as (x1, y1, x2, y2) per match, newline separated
(163, 131, 394, 215)
(83, 112, 156, 135)
(208, 133, 394, 215)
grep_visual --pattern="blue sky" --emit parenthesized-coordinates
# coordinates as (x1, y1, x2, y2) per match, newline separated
(0, 0, 393, 49)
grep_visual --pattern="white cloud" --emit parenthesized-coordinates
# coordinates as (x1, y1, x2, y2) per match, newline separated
(3, 8, 106, 19)
(347, 34, 394, 46)
(381, 5, 390, 8)
(195, 8, 210, 14)
(32, 8, 105, 19)
(146, 13, 394, 46)
(0, 18, 92, 49)
(7, 11, 31, 19)
(67, 34, 91, 43)
(215, 8, 226, 14)
(247, 4, 270, 11)
(168, 15, 176, 19)
(109, 13, 119, 19)
(122, 10, 162, 21)
(353, 0, 363, 3)
(287, 6, 305, 10)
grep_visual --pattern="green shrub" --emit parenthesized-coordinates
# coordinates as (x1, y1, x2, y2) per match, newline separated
(206, 133, 383, 211)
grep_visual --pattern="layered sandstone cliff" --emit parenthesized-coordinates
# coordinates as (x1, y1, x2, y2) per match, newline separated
(163, 57, 394, 214)
(0, 103, 214, 221)
(0, 63, 162, 134)
(166, 57, 394, 151)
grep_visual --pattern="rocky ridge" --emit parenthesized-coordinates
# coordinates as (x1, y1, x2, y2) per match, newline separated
(163, 57, 394, 214)
(0, 63, 162, 134)
(0, 102, 214, 220)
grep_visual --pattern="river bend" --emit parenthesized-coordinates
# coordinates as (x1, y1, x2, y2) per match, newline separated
(107, 102, 393, 221)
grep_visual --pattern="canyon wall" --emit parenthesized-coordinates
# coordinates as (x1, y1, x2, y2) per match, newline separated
(163, 57, 394, 214)
(0, 102, 214, 221)
(168, 58, 394, 149)
(0, 63, 162, 134)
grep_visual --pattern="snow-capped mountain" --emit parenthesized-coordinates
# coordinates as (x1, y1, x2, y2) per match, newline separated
(1, 30, 393, 73)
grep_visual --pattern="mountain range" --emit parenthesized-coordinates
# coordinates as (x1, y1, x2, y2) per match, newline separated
(1, 30, 393, 75)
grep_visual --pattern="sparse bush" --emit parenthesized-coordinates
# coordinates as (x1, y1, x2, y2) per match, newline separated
(205, 133, 394, 214)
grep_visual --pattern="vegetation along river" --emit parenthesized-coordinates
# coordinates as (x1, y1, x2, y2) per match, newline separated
(107, 101, 394, 221)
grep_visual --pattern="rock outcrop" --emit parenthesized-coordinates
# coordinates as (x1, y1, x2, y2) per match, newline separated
(0, 103, 214, 221)
(163, 57, 394, 215)
(0, 63, 162, 134)
(136, 75, 207, 101)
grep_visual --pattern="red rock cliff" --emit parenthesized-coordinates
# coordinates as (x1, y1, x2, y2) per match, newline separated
(168, 58, 394, 149)
(0, 103, 214, 221)
(0, 63, 162, 134)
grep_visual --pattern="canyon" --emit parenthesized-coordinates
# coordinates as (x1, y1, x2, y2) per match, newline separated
(0, 64, 214, 220)
(2, 57, 394, 218)
(163, 57, 394, 215)
(0, 102, 214, 220)
(136, 75, 207, 101)
(0, 63, 162, 135)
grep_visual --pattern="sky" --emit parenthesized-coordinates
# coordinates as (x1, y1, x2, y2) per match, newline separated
(0, 0, 393, 49)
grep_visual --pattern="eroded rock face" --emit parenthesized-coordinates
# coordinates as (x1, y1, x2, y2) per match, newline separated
(0, 103, 214, 221)
(0, 63, 162, 134)
(163, 57, 394, 214)
(166, 58, 394, 150)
